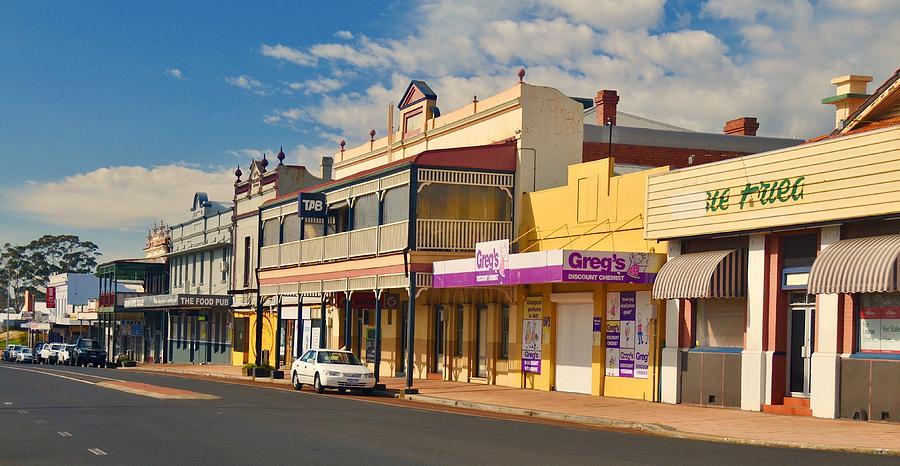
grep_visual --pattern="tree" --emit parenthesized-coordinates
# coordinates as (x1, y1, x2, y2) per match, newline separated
(0, 235, 101, 311)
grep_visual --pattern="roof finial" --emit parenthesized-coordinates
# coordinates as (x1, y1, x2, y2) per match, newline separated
(234, 165, 243, 181)
(518, 68, 526, 83)
(339, 140, 346, 153)
(369, 129, 376, 142)
(277, 146, 286, 165)
(261, 153, 269, 171)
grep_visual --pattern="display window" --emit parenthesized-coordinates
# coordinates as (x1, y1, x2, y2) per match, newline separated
(695, 298, 746, 349)
(858, 293, 900, 354)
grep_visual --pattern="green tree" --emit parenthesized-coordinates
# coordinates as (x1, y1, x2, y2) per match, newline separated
(0, 235, 100, 311)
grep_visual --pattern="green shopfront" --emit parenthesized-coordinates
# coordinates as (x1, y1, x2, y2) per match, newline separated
(124, 294, 233, 365)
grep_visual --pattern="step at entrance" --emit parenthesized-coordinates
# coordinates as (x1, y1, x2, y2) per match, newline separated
(762, 396, 812, 416)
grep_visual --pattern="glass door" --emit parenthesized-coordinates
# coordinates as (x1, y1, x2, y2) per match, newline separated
(433, 306, 444, 373)
(788, 293, 815, 396)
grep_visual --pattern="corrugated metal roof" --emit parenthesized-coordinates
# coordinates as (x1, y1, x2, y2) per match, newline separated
(808, 235, 900, 294)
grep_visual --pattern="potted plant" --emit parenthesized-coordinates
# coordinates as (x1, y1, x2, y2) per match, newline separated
(253, 363, 273, 378)
(242, 363, 257, 377)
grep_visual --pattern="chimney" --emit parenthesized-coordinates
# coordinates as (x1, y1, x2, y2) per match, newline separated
(723, 117, 759, 136)
(823, 74, 872, 129)
(594, 89, 619, 126)
(320, 156, 334, 181)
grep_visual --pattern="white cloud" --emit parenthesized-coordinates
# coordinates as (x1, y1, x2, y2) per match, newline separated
(225, 75, 269, 95)
(165, 68, 185, 80)
(260, 43, 316, 65)
(227, 148, 274, 160)
(255, 0, 900, 141)
(335, 30, 354, 40)
(286, 77, 344, 95)
(2, 165, 234, 230)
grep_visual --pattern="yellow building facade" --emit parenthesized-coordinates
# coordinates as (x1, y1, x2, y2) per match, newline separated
(434, 158, 668, 401)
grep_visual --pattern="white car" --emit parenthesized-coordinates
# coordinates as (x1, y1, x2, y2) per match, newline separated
(40, 344, 63, 364)
(16, 348, 34, 364)
(290, 349, 375, 394)
(57, 344, 76, 365)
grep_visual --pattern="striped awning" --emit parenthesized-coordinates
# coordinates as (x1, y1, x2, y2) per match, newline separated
(808, 235, 900, 294)
(652, 249, 746, 299)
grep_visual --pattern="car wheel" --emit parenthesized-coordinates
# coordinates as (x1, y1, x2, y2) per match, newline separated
(313, 373, 324, 394)
(292, 372, 302, 391)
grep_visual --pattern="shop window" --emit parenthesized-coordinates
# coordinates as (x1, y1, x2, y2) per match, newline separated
(303, 218, 325, 239)
(282, 215, 300, 243)
(262, 218, 280, 246)
(353, 193, 379, 229)
(417, 184, 511, 221)
(695, 298, 746, 349)
(382, 187, 409, 224)
(328, 204, 350, 234)
(455, 305, 464, 356)
(500, 304, 509, 360)
(858, 293, 900, 354)
(242, 237, 251, 288)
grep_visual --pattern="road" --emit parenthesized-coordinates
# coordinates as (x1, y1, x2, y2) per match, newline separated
(0, 362, 894, 466)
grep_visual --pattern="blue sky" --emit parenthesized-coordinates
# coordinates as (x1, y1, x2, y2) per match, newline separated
(1, 0, 898, 260)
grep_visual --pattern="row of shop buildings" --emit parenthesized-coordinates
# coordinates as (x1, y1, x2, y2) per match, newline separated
(65, 68, 899, 423)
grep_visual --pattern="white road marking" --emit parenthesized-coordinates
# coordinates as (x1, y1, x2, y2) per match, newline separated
(3, 401, 12, 405)
(0, 365, 97, 385)
(17, 409, 27, 414)
(35, 419, 46, 424)
(35, 366, 118, 381)
(58, 431, 72, 437)
(88, 448, 107, 456)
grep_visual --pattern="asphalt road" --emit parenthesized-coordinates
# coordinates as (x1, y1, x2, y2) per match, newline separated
(0, 362, 895, 466)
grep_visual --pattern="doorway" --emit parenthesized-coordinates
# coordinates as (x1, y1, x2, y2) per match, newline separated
(788, 293, 815, 396)
(555, 302, 593, 394)
(475, 305, 487, 378)
(397, 306, 408, 377)
(433, 306, 444, 374)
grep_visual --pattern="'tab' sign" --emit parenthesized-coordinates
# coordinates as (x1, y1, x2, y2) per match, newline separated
(298, 192, 327, 218)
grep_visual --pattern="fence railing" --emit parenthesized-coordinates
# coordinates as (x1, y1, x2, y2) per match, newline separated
(416, 219, 512, 250)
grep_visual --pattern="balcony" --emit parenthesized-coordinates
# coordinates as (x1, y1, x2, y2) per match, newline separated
(258, 218, 512, 268)
(416, 219, 512, 250)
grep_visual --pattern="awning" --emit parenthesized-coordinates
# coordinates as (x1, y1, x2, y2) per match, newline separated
(652, 249, 746, 299)
(807, 235, 900, 294)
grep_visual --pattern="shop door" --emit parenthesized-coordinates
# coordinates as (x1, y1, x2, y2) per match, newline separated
(555, 303, 593, 394)
(475, 306, 487, 377)
(433, 306, 444, 374)
(397, 307, 408, 377)
(789, 294, 815, 396)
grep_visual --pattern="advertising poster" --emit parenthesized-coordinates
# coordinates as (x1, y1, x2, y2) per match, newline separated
(605, 291, 650, 379)
(525, 297, 543, 320)
(860, 307, 900, 353)
(593, 316, 602, 346)
(522, 318, 542, 373)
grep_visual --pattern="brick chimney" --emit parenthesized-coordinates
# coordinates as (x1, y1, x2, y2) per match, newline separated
(723, 117, 759, 136)
(594, 90, 619, 126)
(822, 75, 872, 129)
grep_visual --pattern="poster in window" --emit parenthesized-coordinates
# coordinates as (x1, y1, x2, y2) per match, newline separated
(522, 318, 542, 373)
(605, 291, 650, 379)
(860, 307, 900, 354)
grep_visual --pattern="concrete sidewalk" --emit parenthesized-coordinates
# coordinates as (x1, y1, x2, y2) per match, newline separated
(130, 364, 899, 456)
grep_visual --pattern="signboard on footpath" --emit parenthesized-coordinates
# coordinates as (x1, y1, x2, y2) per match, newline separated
(605, 291, 651, 379)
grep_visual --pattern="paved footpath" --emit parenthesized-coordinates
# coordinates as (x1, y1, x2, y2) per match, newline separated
(130, 364, 900, 456)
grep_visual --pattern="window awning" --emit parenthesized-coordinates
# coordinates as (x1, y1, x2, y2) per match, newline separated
(652, 250, 746, 299)
(807, 235, 900, 294)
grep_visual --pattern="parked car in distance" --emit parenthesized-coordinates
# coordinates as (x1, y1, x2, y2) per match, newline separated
(290, 349, 375, 395)
(57, 344, 76, 365)
(16, 348, 34, 364)
(3, 344, 22, 362)
(40, 343, 64, 364)
(72, 338, 107, 368)
(33, 343, 47, 364)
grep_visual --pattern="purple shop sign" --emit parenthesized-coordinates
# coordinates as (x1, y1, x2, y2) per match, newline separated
(562, 251, 659, 284)
(473, 239, 509, 286)
(606, 320, 620, 349)
(522, 358, 541, 373)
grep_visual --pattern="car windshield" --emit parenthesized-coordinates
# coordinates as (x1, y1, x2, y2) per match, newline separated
(316, 351, 361, 365)
(21, 349, 31, 354)
(79, 340, 101, 349)
(51, 344, 62, 350)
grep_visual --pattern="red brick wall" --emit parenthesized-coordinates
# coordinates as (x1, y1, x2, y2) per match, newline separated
(679, 298, 694, 348)
(583, 142, 749, 168)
